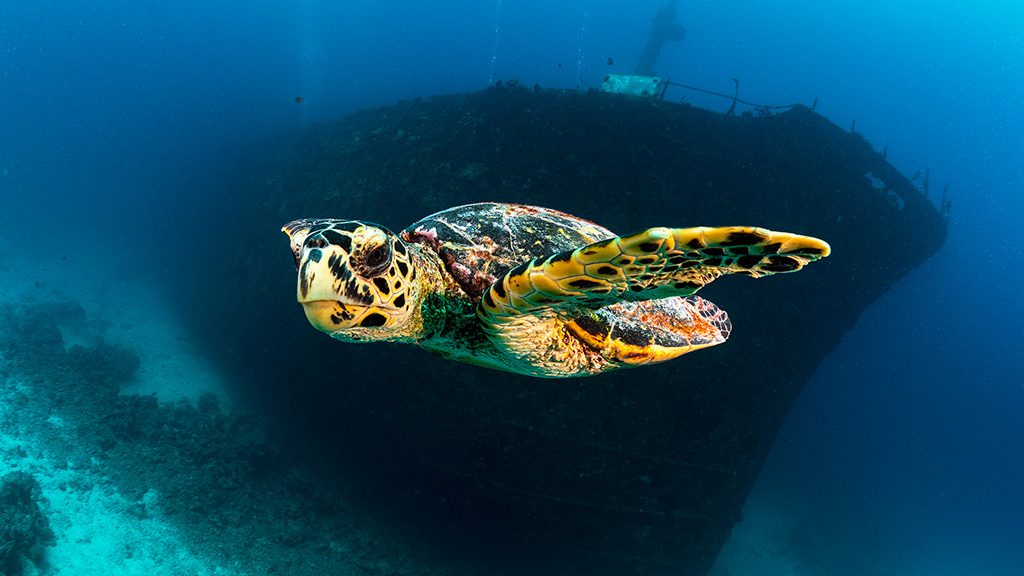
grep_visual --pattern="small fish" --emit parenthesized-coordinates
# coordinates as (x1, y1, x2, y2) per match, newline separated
(607, 57, 614, 66)
(295, 96, 304, 104)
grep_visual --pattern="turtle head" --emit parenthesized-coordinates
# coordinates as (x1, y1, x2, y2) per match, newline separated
(282, 219, 419, 342)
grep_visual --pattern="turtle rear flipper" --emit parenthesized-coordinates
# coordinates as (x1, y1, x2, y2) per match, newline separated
(477, 226, 829, 376)
(567, 296, 731, 366)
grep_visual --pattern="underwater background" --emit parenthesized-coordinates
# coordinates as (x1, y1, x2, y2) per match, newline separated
(1, 1, 1021, 575)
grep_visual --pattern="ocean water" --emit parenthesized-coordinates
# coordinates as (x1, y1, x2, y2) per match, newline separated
(1, 1, 1021, 575)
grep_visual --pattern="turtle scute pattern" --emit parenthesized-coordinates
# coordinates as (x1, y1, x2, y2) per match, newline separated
(478, 225, 831, 326)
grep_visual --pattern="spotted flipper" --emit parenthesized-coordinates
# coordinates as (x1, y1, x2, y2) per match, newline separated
(477, 226, 830, 377)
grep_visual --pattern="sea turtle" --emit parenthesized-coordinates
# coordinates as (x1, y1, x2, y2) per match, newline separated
(282, 202, 829, 378)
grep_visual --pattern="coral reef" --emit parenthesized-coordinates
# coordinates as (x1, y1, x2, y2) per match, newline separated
(0, 296, 448, 576)
(67, 343, 140, 390)
(0, 471, 55, 576)
(2, 305, 67, 381)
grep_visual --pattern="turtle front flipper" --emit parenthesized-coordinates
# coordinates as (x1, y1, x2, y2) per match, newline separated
(477, 226, 829, 377)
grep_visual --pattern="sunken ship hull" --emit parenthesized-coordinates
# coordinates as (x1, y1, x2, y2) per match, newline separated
(208, 86, 946, 575)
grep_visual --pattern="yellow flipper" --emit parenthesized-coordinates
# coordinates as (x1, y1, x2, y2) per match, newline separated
(476, 226, 829, 377)
(479, 226, 830, 323)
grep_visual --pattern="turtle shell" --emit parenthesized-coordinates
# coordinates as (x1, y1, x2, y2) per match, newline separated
(400, 202, 613, 300)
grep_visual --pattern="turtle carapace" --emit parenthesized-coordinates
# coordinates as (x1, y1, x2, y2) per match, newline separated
(283, 203, 830, 378)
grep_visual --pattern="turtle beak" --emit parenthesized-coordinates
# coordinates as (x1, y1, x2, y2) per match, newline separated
(291, 242, 374, 333)
(302, 301, 337, 332)
(282, 220, 315, 270)
(300, 300, 365, 333)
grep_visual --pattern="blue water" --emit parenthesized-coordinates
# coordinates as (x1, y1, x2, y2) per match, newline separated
(2, 1, 1021, 574)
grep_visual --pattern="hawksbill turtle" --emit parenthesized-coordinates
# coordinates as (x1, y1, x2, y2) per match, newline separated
(282, 202, 829, 378)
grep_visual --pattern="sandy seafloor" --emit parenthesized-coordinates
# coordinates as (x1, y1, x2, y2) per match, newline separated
(0, 234, 952, 576)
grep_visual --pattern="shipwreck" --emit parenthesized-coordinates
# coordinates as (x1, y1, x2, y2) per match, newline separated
(195, 78, 949, 576)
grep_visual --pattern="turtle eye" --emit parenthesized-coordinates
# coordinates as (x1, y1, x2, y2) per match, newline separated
(360, 243, 392, 277)
(367, 246, 387, 267)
